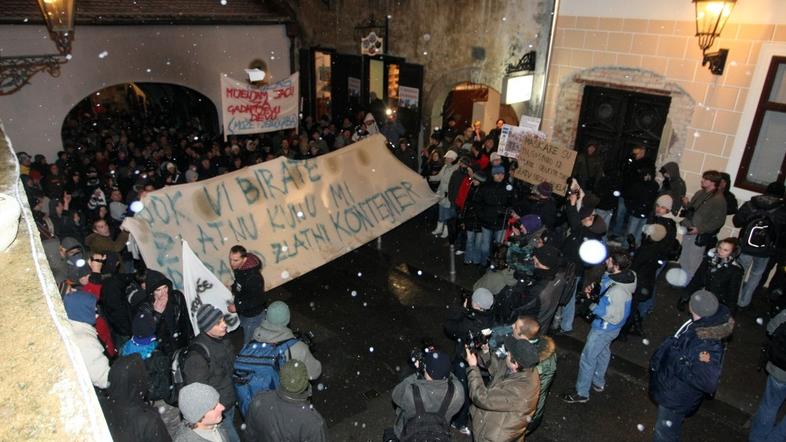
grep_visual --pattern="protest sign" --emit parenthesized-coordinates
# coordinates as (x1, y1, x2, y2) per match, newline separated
(518, 116, 541, 131)
(498, 124, 546, 159)
(220, 73, 299, 138)
(398, 86, 419, 109)
(511, 136, 577, 195)
(181, 240, 239, 336)
(122, 135, 439, 291)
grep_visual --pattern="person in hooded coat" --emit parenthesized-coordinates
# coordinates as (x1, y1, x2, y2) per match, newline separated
(100, 354, 171, 442)
(650, 290, 734, 441)
(228, 245, 267, 346)
(142, 269, 193, 357)
(658, 162, 687, 216)
(252, 301, 322, 380)
(63, 291, 110, 389)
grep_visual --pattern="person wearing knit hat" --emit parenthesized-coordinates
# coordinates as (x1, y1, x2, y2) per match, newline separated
(388, 350, 464, 439)
(120, 309, 159, 360)
(464, 332, 541, 440)
(174, 383, 230, 442)
(197, 303, 224, 333)
(534, 245, 562, 270)
(518, 214, 542, 234)
(491, 165, 506, 176)
(578, 205, 596, 221)
(656, 194, 673, 212)
(64, 292, 109, 389)
(535, 181, 553, 197)
(252, 301, 322, 381)
(183, 302, 237, 441)
(471, 287, 494, 311)
(650, 291, 733, 441)
(688, 290, 719, 318)
(246, 359, 329, 442)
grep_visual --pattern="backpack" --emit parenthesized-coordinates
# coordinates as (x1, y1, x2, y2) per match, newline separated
(169, 341, 210, 406)
(399, 381, 455, 442)
(233, 338, 298, 417)
(739, 208, 780, 255)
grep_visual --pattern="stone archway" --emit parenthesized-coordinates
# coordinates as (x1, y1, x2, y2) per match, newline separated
(422, 67, 503, 134)
(551, 66, 696, 167)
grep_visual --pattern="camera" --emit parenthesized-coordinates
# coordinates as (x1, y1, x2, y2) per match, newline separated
(292, 328, 316, 349)
(466, 328, 492, 353)
(409, 339, 437, 378)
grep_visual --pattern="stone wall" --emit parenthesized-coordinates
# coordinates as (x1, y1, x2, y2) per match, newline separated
(0, 123, 111, 440)
(292, 0, 556, 129)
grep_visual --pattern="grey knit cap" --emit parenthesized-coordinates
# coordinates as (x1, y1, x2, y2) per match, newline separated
(197, 304, 223, 333)
(178, 382, 220, 424)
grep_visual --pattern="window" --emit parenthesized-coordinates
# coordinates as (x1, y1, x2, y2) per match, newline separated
(736, 56, 786, 192)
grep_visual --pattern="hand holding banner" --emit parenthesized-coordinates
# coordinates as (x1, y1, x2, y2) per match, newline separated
(182, 240, 240, 336)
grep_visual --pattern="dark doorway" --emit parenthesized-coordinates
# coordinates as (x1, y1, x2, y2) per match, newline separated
(574, 85, 671, 174)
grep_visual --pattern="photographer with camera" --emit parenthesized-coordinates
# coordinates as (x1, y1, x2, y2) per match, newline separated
(562, 250, 635, 404)
(443, 288, 496, 435)
(385, 349, 464, 441)
(465, 335, 541, 440)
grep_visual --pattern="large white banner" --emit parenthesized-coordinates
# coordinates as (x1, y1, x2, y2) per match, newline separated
(182, 240, 240, 335)
(123, 135, 439, 291)
(220, 73, 299, 137)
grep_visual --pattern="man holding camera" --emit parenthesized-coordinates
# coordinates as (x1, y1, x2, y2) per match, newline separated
(443, 288, 496, 435)
(562, 251, 635, 404)
(465, 336, 541, 440)
(388, 350, 464, 441)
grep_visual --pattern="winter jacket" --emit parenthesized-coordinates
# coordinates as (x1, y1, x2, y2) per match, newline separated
(100, 355, 172, 442)
(120, 338, 173, 402)
(659, 162, 687, 216)
(531, 337, 557, 428)
(80, 277, 118, 357)
(519, 196, 557, 229)
(625, 178, 659, 218)
(69, 319, 110, 389)
(231, 253, 267, 317)
(85, 230, 129, 254)
(682, 190, 727, 235)
(144, 270, 193, 357)
(650, 306, 734, 414)
(183, 333, 237, 409)
(461, 182, 484, 233)
(561, 204, 607, 265)
(394, 146, 418, 172)
(765, 310, 786, 383)
(391, 373, 464, 438)
(590, 270, 636, 332)
(684, 252, 744, 308)
(468, 354, 540, 441)
(246, 387, 328, 442)
(621, 155, 655, 199)
(477, 180, 513, 230)
(473, 268, 517, 296)
(252, 320, 322, 380)
(533, 267, 567, 331)
(732, 195, 786, 257)
(173, 424, 229, 442)
(444, 308, 497, 358)
(631, 216, 677, 302)
(429, 161, 460, 208)
(101, 273, 133, 337)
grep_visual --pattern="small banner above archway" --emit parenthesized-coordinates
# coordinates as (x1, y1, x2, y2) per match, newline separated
(220, 72, 299, 139)
(122, 135, 439, 291)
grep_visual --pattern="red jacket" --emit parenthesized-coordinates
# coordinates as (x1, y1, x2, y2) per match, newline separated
(83, 278, 118, 358)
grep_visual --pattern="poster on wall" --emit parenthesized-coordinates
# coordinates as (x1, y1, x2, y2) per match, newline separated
(398, 86, 419, 110)
(511, 136, 577, 195)
(348, 77, 361, 97)
(220, 73, 299, 139)
(122, 135, 439, 291)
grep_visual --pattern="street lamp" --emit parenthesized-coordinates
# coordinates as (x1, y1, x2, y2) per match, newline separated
(693, 0, 736, 75)
(0, 0, 75, 95)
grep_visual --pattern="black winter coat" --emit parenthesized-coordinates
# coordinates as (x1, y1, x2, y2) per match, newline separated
(625, 179, 659, 218)
(732, 195, 786, 257)
(650, 306, 734, 415)
(231, 253, 267, 317)
(100, 355, 171, 442)
(685, 254, 744, 308)
(444, 308, 497, 358)
(561, 204, 607, 265)
(101, 273, 133, 337)
(477, 180, 512, 230)
(183, 333, 237, 408)
(631, 216, 677, 302)
(247, 389, 328, 442)
(621, 155, 655, 198)
(144, 270, 193, 357)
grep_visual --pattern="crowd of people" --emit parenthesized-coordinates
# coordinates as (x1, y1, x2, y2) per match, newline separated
(15, 97, 786, 441)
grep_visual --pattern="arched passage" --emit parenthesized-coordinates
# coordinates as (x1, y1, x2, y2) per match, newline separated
(61, 82, 220, 148)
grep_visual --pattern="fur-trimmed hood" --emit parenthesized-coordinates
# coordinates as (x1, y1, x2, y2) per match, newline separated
(695, 305, 735, 341)
(535, 336, 556, 363)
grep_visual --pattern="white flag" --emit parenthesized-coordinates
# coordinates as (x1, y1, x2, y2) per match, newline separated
(182, 240, 240, 335)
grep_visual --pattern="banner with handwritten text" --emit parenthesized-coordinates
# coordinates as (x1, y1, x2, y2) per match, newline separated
(220, 73, 299, 138)
(122, 135, 439, 291)
(512, 136, 577, 195)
